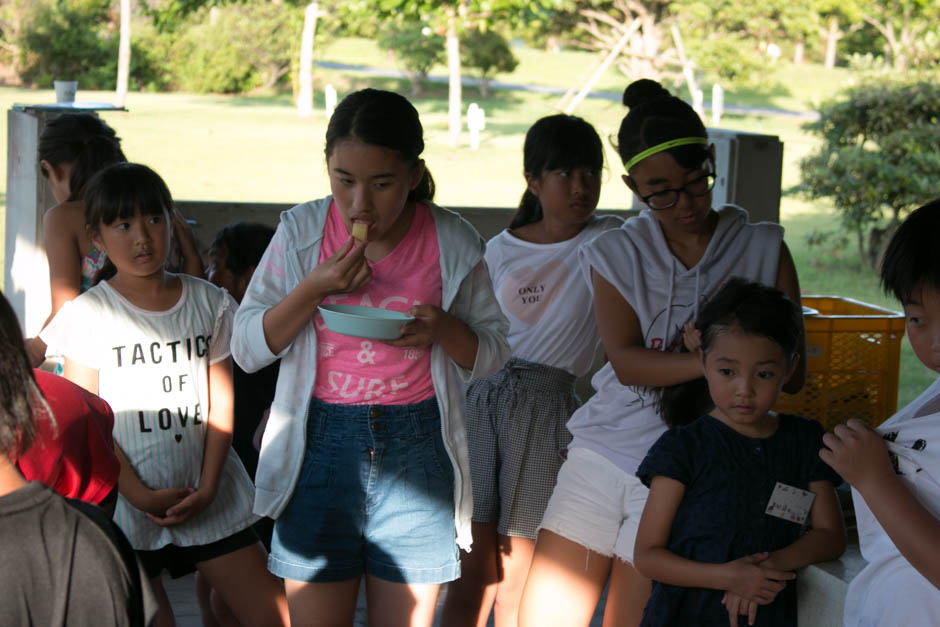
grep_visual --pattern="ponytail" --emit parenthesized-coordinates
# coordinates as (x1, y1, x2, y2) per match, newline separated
(654, 371, 712, 428)
(510, 189, 543, 229)
(409, 167, 436, 203)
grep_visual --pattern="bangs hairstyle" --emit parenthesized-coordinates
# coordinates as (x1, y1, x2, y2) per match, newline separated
(881, 199, 940, 303)
(511, 114, 604, 229)
(83, 162, 173, 231)
(655, 278, 802, 428)
(617, 79, 708, 171)
(0, 291, 51, 458)
(325, 88, 435, 203)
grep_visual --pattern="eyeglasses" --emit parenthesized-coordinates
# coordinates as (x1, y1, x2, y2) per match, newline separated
(640, 173, 716, 210)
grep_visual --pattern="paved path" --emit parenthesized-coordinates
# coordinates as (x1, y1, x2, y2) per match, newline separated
(315, 60, 819, 121)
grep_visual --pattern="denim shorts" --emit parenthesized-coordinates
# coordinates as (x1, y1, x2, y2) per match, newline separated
(268, 397, 460, 584)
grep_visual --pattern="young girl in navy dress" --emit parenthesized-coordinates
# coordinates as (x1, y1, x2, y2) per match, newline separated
(231, 88, 510, 626)
(40, 163, 288, 627)
(633, 279, 846, 626)
(442, 114, 622, 627)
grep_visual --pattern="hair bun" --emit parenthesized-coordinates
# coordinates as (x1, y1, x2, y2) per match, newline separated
(622, 79, 671, 108)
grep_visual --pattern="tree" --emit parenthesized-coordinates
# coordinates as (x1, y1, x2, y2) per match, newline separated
(558, 0, 786, 93)
(459, 28, 518, 97)
(296, 2, 319, 118)
(799, 81, 940, 269)
(115, 0, 131, 106)
(571, 0, 679, 84)
(677, 0, 823, 86)
(858, 0, 940, 70)
(142, 0, 228, 32)
(379, 22, 446, 97)
(337, 0, 565, 146)
(14, 0, 120, 88)
(170, 1, 303, 93)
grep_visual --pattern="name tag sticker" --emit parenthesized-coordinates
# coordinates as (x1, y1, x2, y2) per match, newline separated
(765, 482, 815, 525)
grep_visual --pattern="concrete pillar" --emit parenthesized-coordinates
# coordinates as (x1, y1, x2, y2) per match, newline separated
(4, 108, 57, 334)
(3, 104, 122, 334)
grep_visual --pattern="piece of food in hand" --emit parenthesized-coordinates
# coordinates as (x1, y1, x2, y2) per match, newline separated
(351, 222, 368, 241)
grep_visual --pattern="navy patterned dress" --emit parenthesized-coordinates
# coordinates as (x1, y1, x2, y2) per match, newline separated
(636, 413, 842, 627)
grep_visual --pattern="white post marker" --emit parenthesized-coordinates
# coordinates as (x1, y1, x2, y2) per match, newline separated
(467, 103, 485, 151)
(325, 84, 337, 118)
(712, 83, 724, 126)
(692, 87, 704, 118)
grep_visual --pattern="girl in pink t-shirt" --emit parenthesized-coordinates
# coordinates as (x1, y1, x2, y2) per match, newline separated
(232, 88, 509, 626)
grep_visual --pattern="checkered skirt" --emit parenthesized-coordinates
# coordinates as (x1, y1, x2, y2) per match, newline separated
(465, 357, 579, 539)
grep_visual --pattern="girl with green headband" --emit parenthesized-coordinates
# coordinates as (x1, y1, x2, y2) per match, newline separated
(520, 79, 807, 627)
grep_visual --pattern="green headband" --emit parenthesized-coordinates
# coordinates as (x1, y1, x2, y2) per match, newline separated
(624, 137, 709, 172)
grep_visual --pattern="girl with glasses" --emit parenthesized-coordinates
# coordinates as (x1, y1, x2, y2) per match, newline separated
(519, 78, 806, 627)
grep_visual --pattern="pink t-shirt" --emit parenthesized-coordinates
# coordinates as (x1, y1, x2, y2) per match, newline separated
(313, 201, 442, 405)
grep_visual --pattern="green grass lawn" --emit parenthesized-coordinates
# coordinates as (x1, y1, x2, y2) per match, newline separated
(2, 40, 934, 407)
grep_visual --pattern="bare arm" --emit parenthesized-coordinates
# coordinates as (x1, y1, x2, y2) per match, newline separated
(761, 480, 846, 571)
(26, 205, 85, 366)
(114, 442, 193, 516)
(197, 356, 234, 498)
(63, 359, 192, 516)
(63, 358, 99, 395)
(431, 314, 478, 370)
(155, 357, 235, 526)
(775, 242, 806, 394)
(385, 260, 508, 378)
(172, 210, 206, 277)
(821, 419, 940, 587)
(262, 238, 370, 354)
(44, 204, 83, 322)
(593, 269, 701, 387)
(634, 475, 795, 602)
(385, 305, 479, 370)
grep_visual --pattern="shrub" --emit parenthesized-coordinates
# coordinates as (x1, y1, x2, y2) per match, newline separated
(170, 2, 303, 94)
(15, 0, 117, 89)
(460, 28, 518, 98)
(799, 81, 940, 269)
(379, 23, 446, 97)
(687, 34, 771, 90)
(10, 0, 169, 91)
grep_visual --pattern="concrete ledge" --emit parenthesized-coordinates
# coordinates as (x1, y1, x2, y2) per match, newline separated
(798, 544, 865, 626)
(173, 200, 634, 253)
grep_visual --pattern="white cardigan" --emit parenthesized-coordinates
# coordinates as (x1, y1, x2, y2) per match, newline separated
(231, 197, 510, 550)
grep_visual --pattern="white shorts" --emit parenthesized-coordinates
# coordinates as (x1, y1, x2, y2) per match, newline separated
(538, 447, 649, 564)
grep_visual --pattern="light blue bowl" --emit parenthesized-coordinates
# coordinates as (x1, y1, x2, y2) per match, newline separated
(318, 304, 414, 340)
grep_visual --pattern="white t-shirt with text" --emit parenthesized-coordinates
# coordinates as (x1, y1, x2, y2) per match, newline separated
(485, 214, 622, 376)
(42, 275, 257, 550)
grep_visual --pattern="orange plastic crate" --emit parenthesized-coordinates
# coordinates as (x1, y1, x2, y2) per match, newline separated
(773, 296, 906, 430)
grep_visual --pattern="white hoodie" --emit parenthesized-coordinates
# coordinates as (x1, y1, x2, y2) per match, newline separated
(231, 197, 510, 550)
(568, 205, 783, 474)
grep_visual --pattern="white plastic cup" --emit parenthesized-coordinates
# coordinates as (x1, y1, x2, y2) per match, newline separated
(54, 80, 77, 103)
